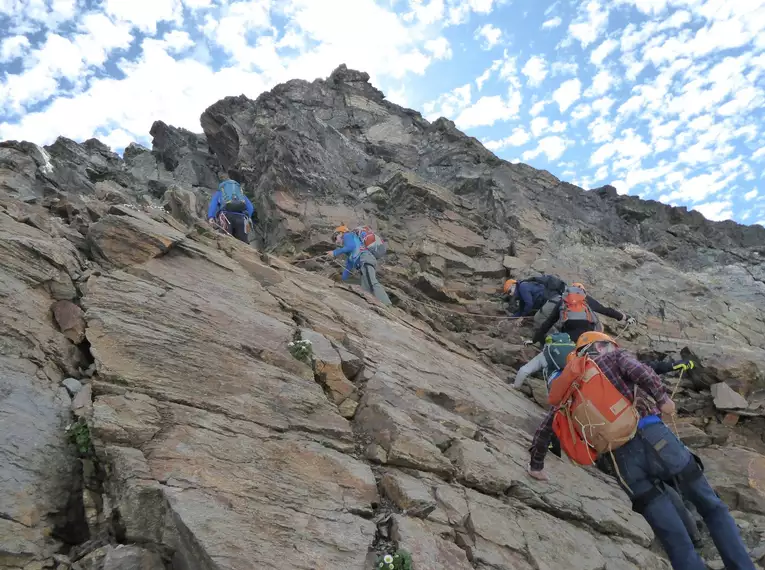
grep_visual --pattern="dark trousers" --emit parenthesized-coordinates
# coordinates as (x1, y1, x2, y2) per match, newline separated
(221, 212, 249, 244)
(612, 423, 754, 570)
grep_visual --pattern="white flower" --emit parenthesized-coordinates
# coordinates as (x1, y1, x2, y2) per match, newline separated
(383, 554, 393, 564)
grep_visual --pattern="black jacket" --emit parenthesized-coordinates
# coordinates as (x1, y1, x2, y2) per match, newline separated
(532, 295, 625, 345)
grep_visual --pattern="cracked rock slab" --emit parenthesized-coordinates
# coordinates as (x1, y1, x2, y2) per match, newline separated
(381, 470, 437, 518)
(391, 515, 474, 570)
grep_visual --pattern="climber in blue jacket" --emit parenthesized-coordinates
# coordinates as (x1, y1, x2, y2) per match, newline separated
(510, 279, 547, 317)
(328, 225, 391, 305)
(207, 178, 255, 244)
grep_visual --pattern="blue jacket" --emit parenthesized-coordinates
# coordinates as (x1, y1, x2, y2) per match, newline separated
(512, 280, 546, 317)
(332, 232, 363, 281)
(207, 190, 255, 219)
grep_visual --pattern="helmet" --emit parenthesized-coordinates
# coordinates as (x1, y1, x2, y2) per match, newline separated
(575, 331, 617, 353)
(332, 225, 349, 240)
(503, 279, 517, 293)
(571, 282, 586, 290)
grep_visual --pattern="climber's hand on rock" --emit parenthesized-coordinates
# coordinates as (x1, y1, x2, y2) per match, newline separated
(659, 398, 676, 417)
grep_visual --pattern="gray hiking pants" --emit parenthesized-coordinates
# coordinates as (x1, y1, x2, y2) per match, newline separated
(533, 299, 559, 327)
(358, 251, 391, 306)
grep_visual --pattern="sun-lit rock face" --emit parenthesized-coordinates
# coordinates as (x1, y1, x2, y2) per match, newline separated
(1, 65, 763, 570)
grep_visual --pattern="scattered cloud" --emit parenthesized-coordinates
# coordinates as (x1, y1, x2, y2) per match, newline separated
(552, 78, 582, 112)
(693, 200, 734, 221)
(522, 135, 569, 161)
(475, 23, 502, 50)
(521, 55, 548, 86)
(530, 100, 547, 116)
(568, 0, 609, 48)
(424, 83, 472, 120)
(455, 94, 519, 129)
(590, 38, 618, 66)
(482, 127, 531, 150)
(0, 0, 762, 227)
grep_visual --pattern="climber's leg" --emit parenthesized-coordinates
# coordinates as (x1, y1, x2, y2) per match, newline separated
(359, 252, 391, 306)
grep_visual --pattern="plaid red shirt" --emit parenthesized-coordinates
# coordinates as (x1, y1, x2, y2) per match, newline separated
(529, 349, 670, 471)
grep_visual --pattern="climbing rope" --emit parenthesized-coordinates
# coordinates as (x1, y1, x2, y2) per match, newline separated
(292, 254, 531, 320)
(401, 295, 532, 320)
(613, 321, 632, 341)
(668, 368, 685, 438)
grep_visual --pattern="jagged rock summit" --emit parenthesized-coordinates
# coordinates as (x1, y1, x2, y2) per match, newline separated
(1, 64, 764, 570)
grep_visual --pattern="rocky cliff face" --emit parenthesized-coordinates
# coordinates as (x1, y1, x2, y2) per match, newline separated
(1, 65, 764, 570)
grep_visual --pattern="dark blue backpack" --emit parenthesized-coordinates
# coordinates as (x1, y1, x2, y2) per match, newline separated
(219, 180, 246, 212)
(542, 332, 576, 373)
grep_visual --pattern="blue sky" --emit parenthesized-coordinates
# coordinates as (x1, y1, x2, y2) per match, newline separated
(1, 0, 764, 226)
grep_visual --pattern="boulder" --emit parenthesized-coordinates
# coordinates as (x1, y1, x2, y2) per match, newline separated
(52, 300, 86, 343)
(712, 383, 749, 411)
(380, 470, 437, 518)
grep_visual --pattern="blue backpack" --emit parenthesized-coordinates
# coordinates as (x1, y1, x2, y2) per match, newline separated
(542, 332, 576, 374)
(219, 180, 246, 213)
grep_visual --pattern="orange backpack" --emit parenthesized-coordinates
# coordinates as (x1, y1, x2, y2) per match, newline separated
(547, 354, 639, 465)
(560, 286, 596, 325)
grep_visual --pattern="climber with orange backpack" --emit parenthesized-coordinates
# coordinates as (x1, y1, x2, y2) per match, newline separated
(328, 225, 391, 306)
(529, 282, 634, 346)
(527, 332, 755, 570)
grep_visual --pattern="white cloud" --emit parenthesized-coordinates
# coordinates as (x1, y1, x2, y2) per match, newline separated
(476, 68, 492, 90)
(542, 16, 563, 29)
(482, 127, 530, 150)
(522, 136, 568, 161)
(424, 83, 472, 120)
(454, 94, 519, 129)
(552, 78, 582, 112)
(530, 116, 549, 137)
(552, 61, 579, 76)
(446, 0, 497, 24)
(521, 55, 548, 86)
(162, 30, 194, 53)
(1, 0, 456, 148)
(529, 100, 547, 116)
(589, 70, 614, 96)
(475, 23, 502, 49)
(409, 0, 446, 24)
(425, 37, 453, 59)
(568, 0, 609, 48)
(0, 35, 31, 62)
(590, 37, 618, 66)
(550, 120, 567, 133)
(744, 189, 758, 201)
(693, 200, 734, 221)
(104, 0, 184, 34)
(571, 105, 592, 120)
(591, 96, 615, 115)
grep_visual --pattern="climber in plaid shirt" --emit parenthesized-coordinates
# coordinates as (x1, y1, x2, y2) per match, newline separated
(526, 333, 755, 570)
